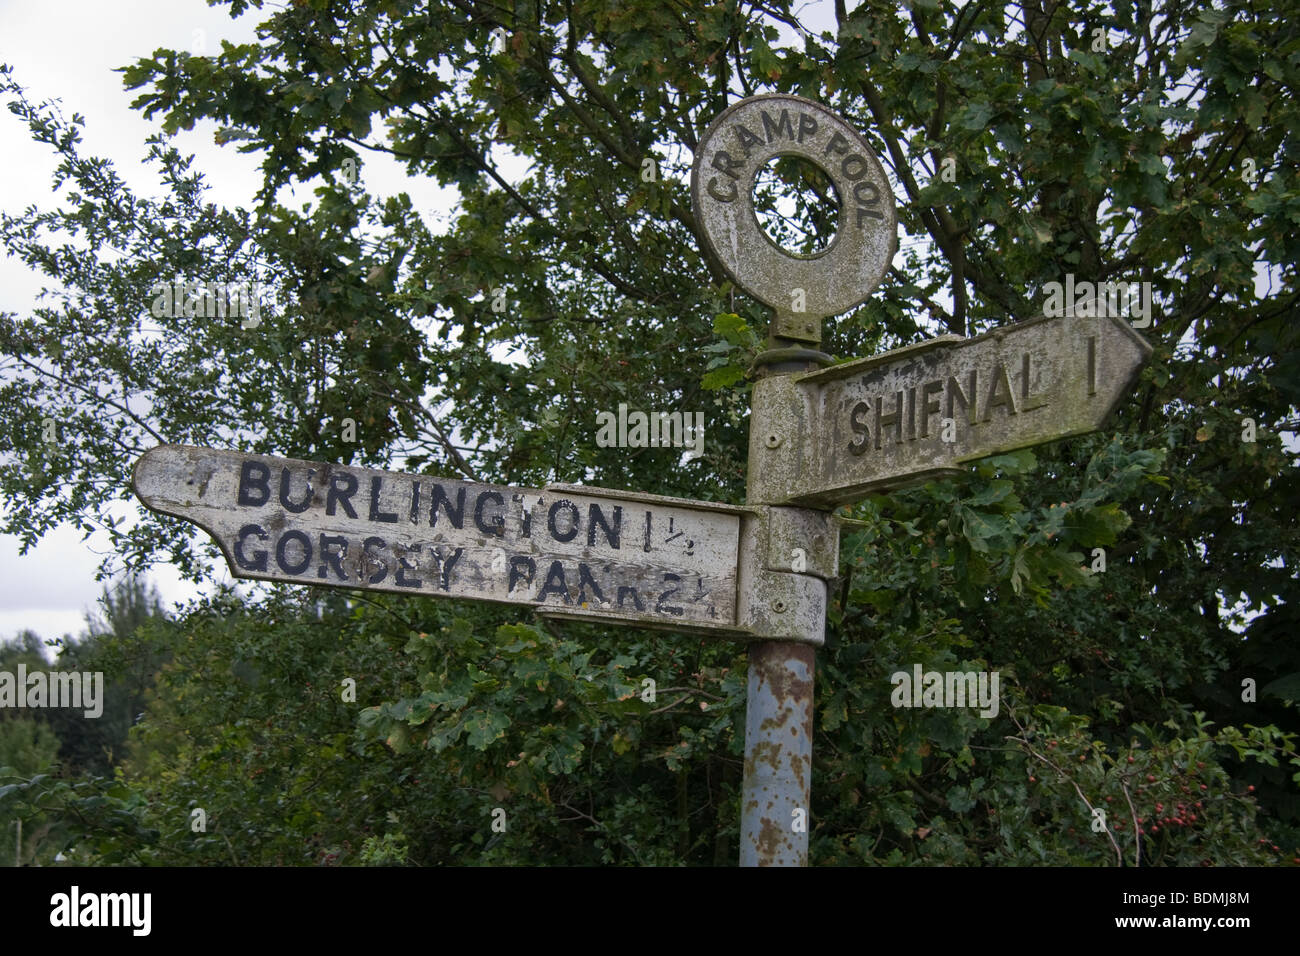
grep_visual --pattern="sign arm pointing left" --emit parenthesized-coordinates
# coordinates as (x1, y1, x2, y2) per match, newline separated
(132, 444, 752, 635)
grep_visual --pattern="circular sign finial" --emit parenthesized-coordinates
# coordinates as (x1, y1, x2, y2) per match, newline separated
(691, 95, 897, 342)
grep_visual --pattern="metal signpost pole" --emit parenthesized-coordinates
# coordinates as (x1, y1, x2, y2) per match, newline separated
(691, 95, 899, 866)
(736, 348, 830, 867)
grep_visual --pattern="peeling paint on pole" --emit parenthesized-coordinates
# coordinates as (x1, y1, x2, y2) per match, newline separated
(740, 641, 815, 867)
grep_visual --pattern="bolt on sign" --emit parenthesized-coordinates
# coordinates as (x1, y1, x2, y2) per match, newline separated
(133, 445, 744, 632)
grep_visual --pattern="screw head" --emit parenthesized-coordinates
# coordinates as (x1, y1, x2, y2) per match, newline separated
(772, 599, 787, 613)
(765, 433, 782, 449)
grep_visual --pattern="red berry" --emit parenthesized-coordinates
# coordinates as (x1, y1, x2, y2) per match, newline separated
(1127, 756, 1135, 764)
(1200, 784, 1207, 791)
(1151, 826, 1159, 833)
(1146, 774, 1156, 782)
(1189, 814, 1196, 822)
(1248, 785, 1256, 792)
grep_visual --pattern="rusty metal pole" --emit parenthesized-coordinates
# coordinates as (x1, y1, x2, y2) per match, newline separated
(739, 640, 816, 866)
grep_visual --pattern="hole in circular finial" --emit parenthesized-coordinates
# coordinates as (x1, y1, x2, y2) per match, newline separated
(751, 154, 840, 257)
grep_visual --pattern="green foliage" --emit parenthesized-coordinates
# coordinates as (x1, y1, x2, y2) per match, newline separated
(358, 831, 409, 866)
(0, 590, 749, 865)
(0, 716, 61, 866)
(356, 614, 745, 864)
(39, 577, 169, 777)
(701, 312, 759, 391)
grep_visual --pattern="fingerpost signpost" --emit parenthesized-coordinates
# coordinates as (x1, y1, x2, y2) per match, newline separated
(131, 94, 1151, 867)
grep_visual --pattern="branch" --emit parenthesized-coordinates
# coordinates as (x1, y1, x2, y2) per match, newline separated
(649, 694, 692, 714)
(366, 378, 481, 481)
(1009, 730, 1124, 866)
(8, 353, 167, 445)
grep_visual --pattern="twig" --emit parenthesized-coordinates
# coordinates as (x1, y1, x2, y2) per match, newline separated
(1120, 779, 1141, 867)
(649, 694, 691, 715)
(1009, 734, 1123, 866)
